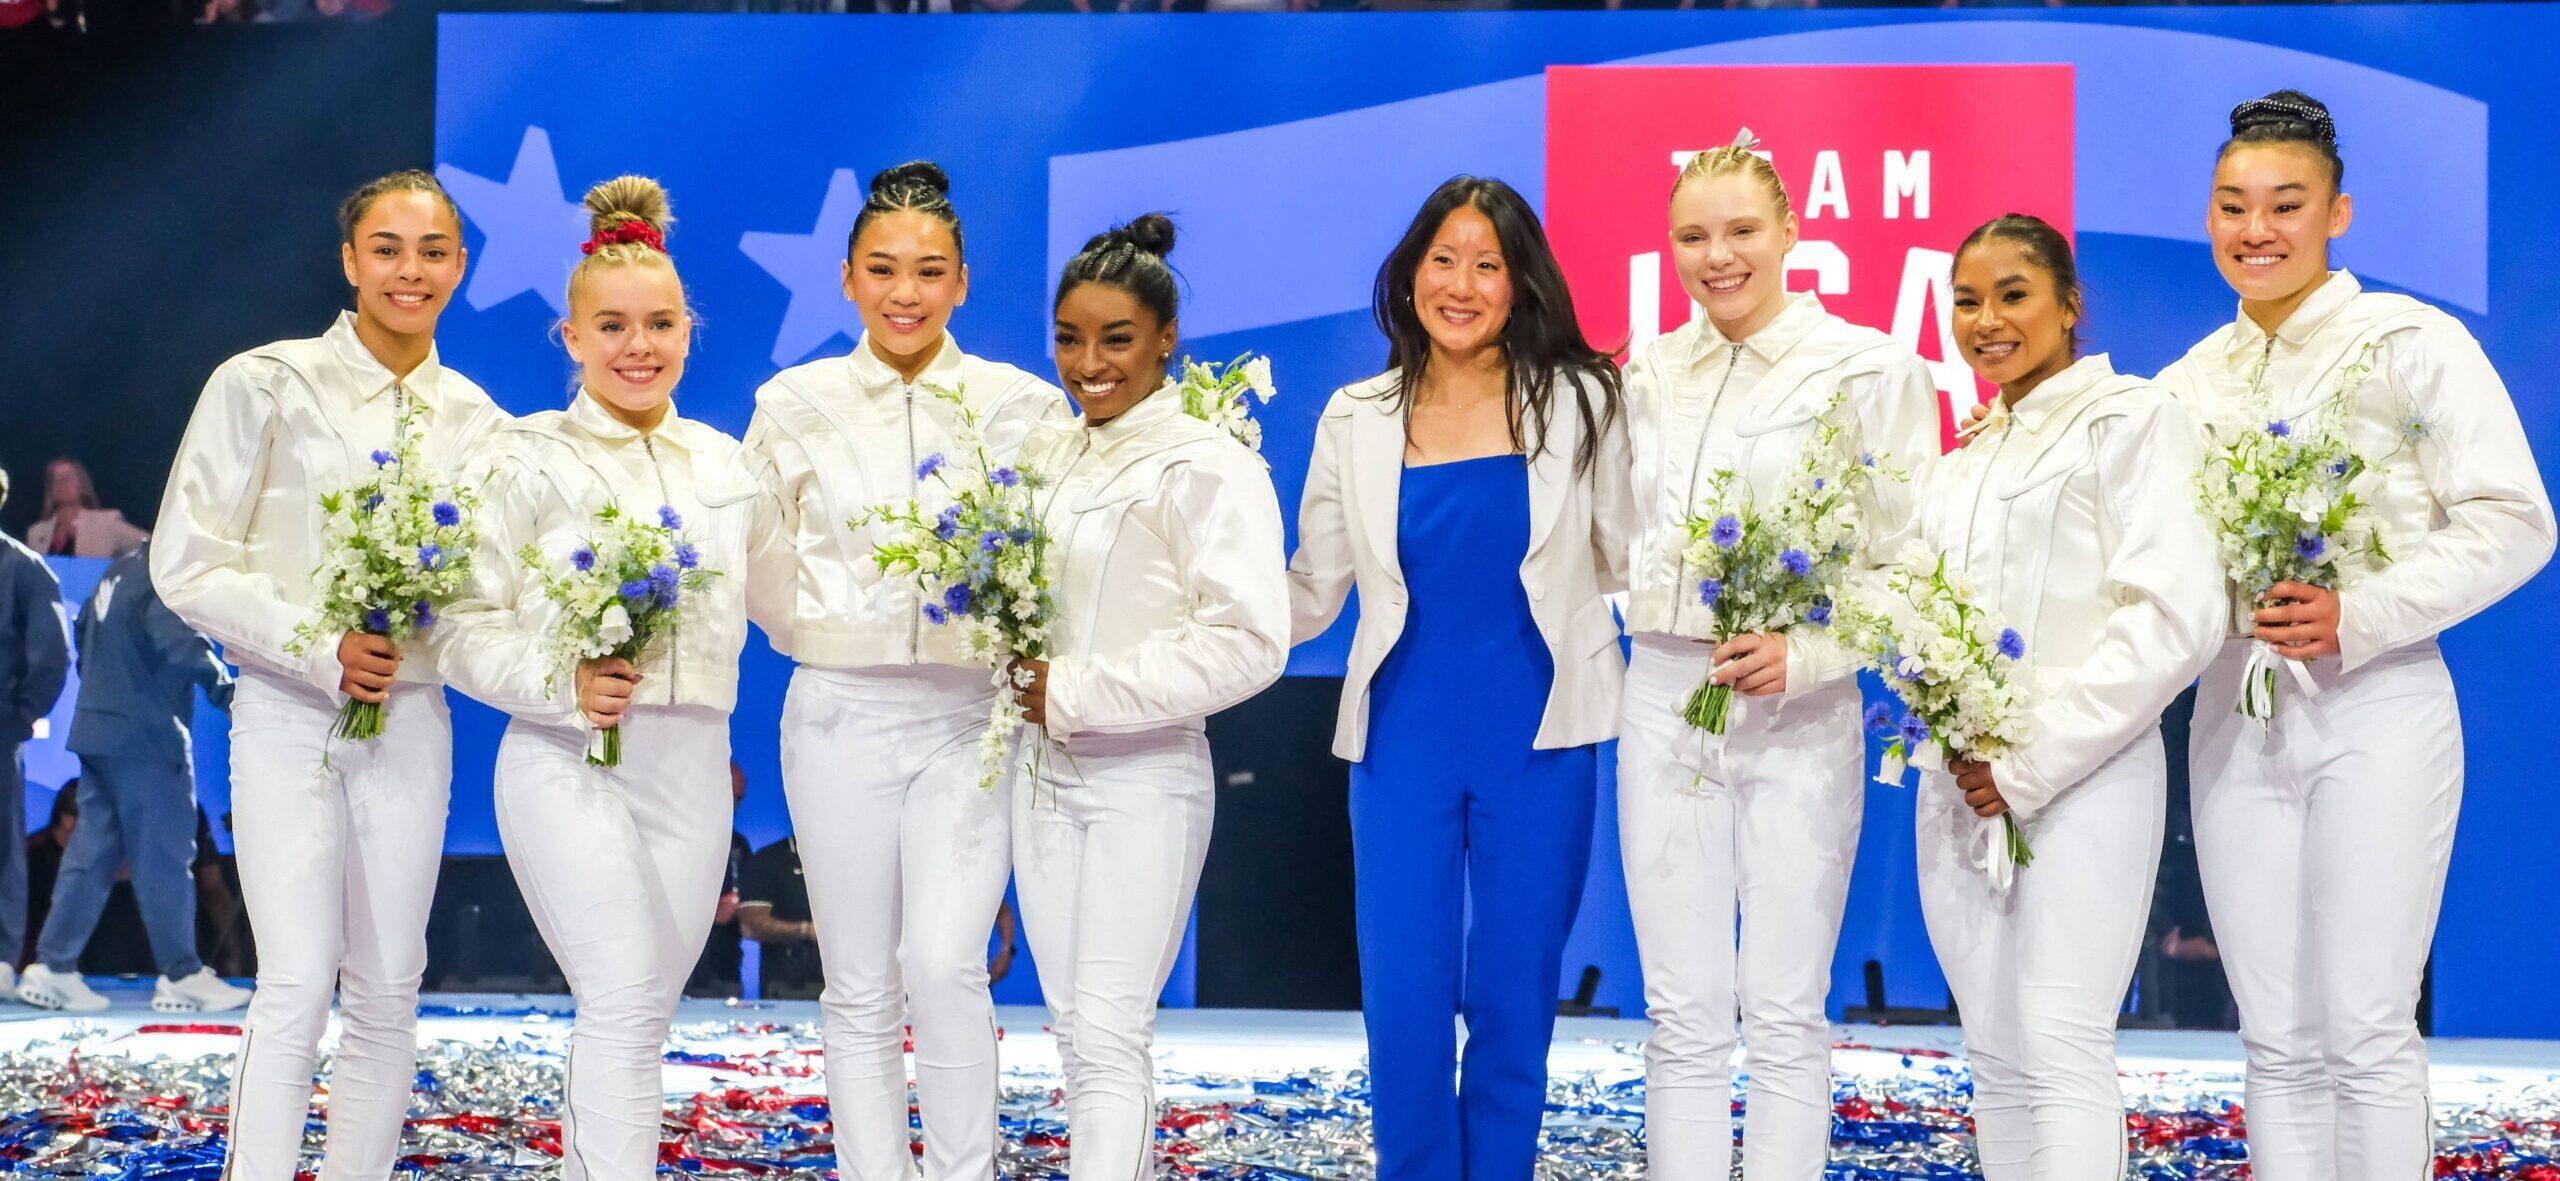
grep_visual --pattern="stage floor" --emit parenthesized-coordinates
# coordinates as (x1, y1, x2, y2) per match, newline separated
(5, 983, 2558, 1177)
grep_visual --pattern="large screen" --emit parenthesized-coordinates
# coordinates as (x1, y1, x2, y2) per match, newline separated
(408, 5, 2555, 1031)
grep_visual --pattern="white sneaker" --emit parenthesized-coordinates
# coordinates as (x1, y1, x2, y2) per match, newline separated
(18, 964, 110, 1013)
(154, 969, 251, 1014)
(0, 964, 17, 996)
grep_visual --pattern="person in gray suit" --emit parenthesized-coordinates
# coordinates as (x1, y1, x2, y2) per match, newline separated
(15, 543, 248, 1013)
(0, 465, 73, 999)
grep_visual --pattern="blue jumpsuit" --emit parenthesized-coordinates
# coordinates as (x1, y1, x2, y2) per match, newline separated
(1350, 454, 1599, 1181)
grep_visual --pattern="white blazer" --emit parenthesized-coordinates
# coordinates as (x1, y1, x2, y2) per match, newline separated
(1288, 368, 1634, 762)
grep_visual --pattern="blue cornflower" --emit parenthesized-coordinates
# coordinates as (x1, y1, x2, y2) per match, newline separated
(2266, 420, 2293, 438)
(675, 543, 700, 570)
(1813, 477, 1827, 491)
(1806, 597, 1833, 626)
(1897, 713, 1931, 749)
(1710, 515, 1743, 549)
(619, 578, 651, 602)
(364, 607, 391, 633)
(654, 582, 679, 611)
(1864, 703, 1897, 738)
(980, 531, 1007, 553)
(649, 564, 679, 593)
(933, 505, 964, 540)
(922, 603, 949, 626)
(2295, 533, 2327, 561)
(432, 501, 461, 528)
(2329, 459, 2350, 476)
(1010, 527, 1034, 545)
(370, 449, 395, 468)
(1780, 548, 1812, 576)
(417, 543, 443, 570)
(364, 493, 384, 514)
(1859, 450, 1876, 468)
(412, 601, 436, 629)
(915, 454, 946, 481)
(1698, 578, 1723, 607)
(571, 546, 596, 572)
(1997, 627, 2026, 661)
(657, 505, 683, 530)
(991, 467, 1021, 488)
(944, 584, 974, 615)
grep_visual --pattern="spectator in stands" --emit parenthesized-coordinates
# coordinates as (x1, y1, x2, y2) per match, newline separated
(739, 836, 821, 999)
(18, 543, 246, 1013)
(22, 787, 78, 967)
(0, 469, 71, 997)
(687, 761, 754, 998)
(26, 459, 147, 560)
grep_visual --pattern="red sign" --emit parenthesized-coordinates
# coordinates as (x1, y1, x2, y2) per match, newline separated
(1545, 64, 2076, 449)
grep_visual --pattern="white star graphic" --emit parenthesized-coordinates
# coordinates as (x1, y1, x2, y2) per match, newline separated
(741, 167, 865, 368)
(437, 126, 589, 317)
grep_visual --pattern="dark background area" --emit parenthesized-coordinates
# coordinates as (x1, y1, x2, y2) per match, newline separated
(0, 14, 436, 535)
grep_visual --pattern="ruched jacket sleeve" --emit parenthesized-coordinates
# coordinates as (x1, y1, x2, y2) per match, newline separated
(1047, 450, 1290, 737)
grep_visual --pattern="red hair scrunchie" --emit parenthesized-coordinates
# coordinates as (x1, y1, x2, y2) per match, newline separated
(581, 218, 665, 256)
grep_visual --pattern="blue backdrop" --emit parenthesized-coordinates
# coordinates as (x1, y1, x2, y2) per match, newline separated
(135, 3, 2532, 1030)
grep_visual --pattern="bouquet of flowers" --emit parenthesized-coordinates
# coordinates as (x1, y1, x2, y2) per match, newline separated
(520, 503, 722, 766)
(2197, 340, 2401, 724)
(1174, 352, 1277, 451)
(287, 404, 482, 742)
(857, 384, 1057, 789)
(1838, 543, 2036, 880)
(1675, 394, 1887, 734)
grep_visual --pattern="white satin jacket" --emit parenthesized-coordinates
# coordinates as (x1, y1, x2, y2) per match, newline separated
(1021, 386, 1288, 740)
(432, 394, 784, 725)
(1912, 355, 2224, 816)
(1622, 292, 1939, 696)
(745, 334, 1069, 670)
(152, 312, 510, 691)
(2156, 271, 2554, 672)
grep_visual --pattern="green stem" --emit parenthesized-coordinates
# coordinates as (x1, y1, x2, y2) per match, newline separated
(1681, 679, 1732, 735)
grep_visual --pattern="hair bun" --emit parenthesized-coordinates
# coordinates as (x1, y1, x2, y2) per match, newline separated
(2230, 89, 2336, 146)
(583, 175, 674, 238)
(1115, 212, 1177, 259)
(870, 160, 952, 201)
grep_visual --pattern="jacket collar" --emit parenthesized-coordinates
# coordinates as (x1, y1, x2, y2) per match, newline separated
(845, 331, 969, 393)
(566, 388, 707, 452)
(325, 311, 446, 406)
(1989, 353, 2121, 437)
(1081, 380, 1183, 455)
(2226, 270, 2362, 360)
(1692, 290, 1829, 369)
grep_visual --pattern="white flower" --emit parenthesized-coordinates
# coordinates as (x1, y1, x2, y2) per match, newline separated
(1243, 356, 1275, 402)
(597, 603, 633, 647)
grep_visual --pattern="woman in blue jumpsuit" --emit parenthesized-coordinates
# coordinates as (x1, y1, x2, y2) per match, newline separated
(1288, 176, 1632, 1181)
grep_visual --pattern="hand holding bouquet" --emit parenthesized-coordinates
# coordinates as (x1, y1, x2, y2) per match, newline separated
(858, 384, 1057, 789)
(288, 406, 482, 742)
(1839, 544, 2035, 882)
(521, 503, 721, 766)
(1676, 394, 1888, 734)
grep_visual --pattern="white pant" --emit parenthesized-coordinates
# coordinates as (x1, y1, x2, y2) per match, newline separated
(1616, 639, 1860, 1180)
(495, 706, 732, 1181)
(781, 665, 1014, 1181)
(2191, 641, 2459, 1181)
(1012, 727, 1215, 1181)
(225, 672, 453, 1181)
(1918, 735, 2162, 1181)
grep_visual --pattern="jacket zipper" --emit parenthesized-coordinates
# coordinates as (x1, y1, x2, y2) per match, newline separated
(643, 434, 680, 703)
(1959, 412, 2018, 592)
(904, 384, 921, 664)
(1669, 343, 1747, 635)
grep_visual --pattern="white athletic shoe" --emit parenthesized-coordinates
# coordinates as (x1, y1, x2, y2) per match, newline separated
(0, 963, 16, 996)
(18, 964, 110, 1013)
(154, 969, 252, 1014)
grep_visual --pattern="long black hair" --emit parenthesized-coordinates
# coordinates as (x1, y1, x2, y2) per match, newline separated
(1371, 176, 1622, 475)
